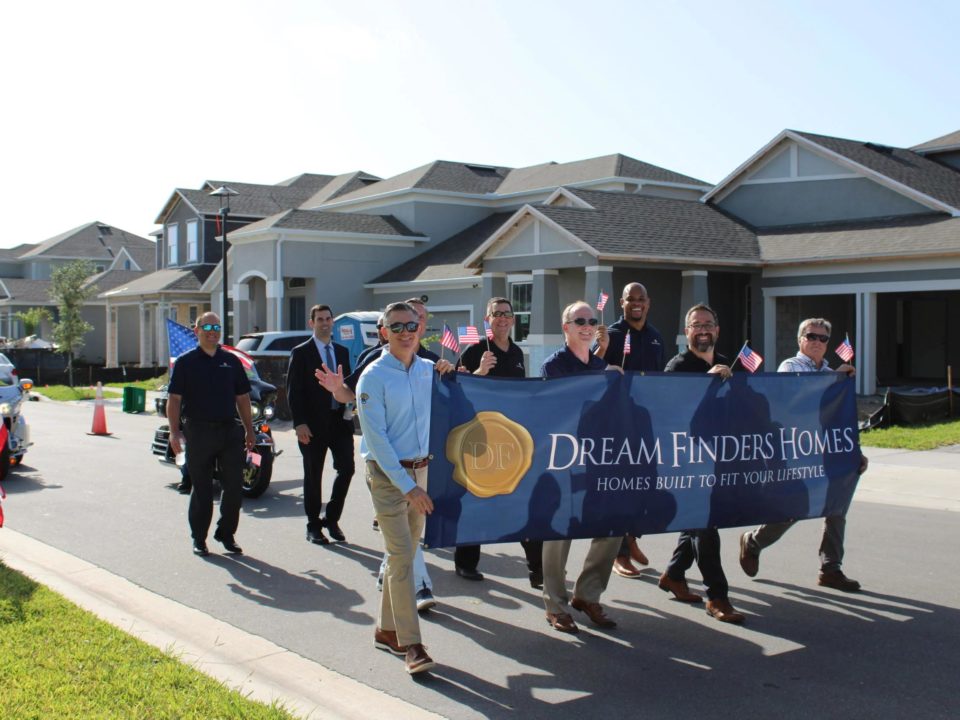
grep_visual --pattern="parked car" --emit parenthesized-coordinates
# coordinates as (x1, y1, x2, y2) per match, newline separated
(0, 353, 18, 385)
(234, 331, 313, 357)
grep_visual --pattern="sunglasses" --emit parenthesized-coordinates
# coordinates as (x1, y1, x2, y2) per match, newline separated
(567, 317, 599, 326)
(388, 321, 420, 334)
(803, 333, 830, 343)
(199, 323, 222, 332)
(490, 311, 514, 318)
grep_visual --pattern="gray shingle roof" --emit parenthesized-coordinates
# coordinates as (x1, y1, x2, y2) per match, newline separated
(536, 189, 760, 262)
(0, 243, 38, 261)
(757, 213, 960, 263)
(98, 266, 214, 298)
(793, 131, 960, 211)
(0, 278, 54, 304)
(234, 210, 424, 237)
(19, 222, 154, 260)
(496, 154, 709, 195)
(85, 268, 151, 293)
(369, 213, 513, 284)
(323, 161, 512, 205)
(911, 130, 960, 152)
(299, 171, 383, 208)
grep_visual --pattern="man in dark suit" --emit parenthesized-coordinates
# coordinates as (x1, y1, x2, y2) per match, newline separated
(286, 304, 354, 544)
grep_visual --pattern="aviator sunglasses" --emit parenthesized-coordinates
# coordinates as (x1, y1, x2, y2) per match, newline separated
(388, 321, 420, 334)
(199, 323, 222, 332)
(803, 332, 830, 343)
(567, 317, 599, 326)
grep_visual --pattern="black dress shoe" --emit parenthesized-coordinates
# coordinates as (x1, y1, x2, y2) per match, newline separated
(306, 528, 329, 545)
(455, 567, 484, 581)
(213, 531, 243, 554)
(529, 569, 544, 589)
(325, 521, 346, 542)
(177, 483, 192, 495)
(192, 540, 209, 557)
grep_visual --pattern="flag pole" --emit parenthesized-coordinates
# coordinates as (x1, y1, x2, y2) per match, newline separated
(730, 341, 748, 370)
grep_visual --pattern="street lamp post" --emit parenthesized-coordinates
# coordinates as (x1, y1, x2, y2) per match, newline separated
(209, 185, 239, 345)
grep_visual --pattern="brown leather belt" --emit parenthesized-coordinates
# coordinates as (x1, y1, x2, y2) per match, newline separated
(399, 457, 430, 469)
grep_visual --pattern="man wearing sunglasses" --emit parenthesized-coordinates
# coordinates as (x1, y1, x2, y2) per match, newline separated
(594, 282, 664, 579)
(739, 317, 867, 592)
(352, 301, 455, 674)
(453, 297, 542, 588)
(539, 301, 623, 633)
(287, 304, 354, 545)
(322, 298, 445, 613)
(658, 304, 745, 624)
(167, 312, 255, 558)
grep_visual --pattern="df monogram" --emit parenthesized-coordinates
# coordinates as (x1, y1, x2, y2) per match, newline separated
(445, 411, 534, 497)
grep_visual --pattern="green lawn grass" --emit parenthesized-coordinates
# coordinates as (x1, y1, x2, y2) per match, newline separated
(0, 562, 296, 719)
(29, 385, 123, 401)
(860, 418, 960, 450)
(104, 375, 169, 392)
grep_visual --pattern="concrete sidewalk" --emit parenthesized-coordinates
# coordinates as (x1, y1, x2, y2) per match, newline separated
(1, 444, 956, 720)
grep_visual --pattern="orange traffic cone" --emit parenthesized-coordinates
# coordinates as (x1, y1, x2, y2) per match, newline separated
(88, 381, 112, 436)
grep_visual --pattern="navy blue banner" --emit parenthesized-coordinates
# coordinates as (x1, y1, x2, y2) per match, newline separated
(425, 371, 861, 548)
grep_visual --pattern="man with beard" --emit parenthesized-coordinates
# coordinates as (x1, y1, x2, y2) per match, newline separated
(658, 304, 745, 624)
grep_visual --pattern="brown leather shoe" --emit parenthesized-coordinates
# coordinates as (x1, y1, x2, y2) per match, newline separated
(818, 569, 861, 592)
(658, 572, 703, 603)
(404, 643, 435, 674)
(706, 598, 745, 624)
(613, 557, 642, 578)
(374, 627, 408, 656)
(739, 532, 759, 578)
(626, 535, 649, 566)
(571, 597, 617, 628)
(545, 612, 579, 633)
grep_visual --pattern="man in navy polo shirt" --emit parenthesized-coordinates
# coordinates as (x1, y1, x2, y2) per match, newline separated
(540, 300, 622, 634)
(168, 312, 255, 557)
(594, 282, 664, 578)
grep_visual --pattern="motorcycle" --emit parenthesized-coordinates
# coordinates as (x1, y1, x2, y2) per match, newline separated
(0, 378, 34, 478)
(151, 372, 280, 499)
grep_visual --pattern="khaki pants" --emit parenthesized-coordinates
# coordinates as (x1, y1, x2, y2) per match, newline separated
(366, 460, 427, 646)
(542, 536, 622, 615)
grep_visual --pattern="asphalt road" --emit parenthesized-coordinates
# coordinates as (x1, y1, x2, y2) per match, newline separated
(3, 397, 959, 719)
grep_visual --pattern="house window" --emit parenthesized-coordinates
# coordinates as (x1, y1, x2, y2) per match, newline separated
(188, 305, 199, 324)
(510, 282, 532, 342)
(124, 259, 132, 270)
(288, 297, 306, 330)
(186, 220, 199, 262)
(166, 223, 179, 266)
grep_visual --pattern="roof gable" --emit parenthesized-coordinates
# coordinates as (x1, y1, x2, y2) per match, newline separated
(19, 222, 154, 261)
(324, 161, 512, 206)
(911, 130, 960, 154)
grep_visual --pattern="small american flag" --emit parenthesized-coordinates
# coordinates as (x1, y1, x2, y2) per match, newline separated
(484, 321, 493, 340)
(737, 342, 763, 373)
(596, 291, 609, 311)
(167, 319, 198, 369)
(458, 326, 481, 345)
(223, 345, 255, 374)
(623, 333, 632, 356)
(836, 334, 855, 362)
(440, 323, 460, 353)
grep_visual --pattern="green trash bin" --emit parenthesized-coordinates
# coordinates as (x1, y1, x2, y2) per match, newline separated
(122, 386, 146, 413)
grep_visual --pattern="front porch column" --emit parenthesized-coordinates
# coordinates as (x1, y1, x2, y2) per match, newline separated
(527, 269, 562, 372)
(584, 265, 615, 322)
(763, 292, 777, 369)
(105, 303, 117, 368)
(482, 272, 507, 317)
(233, 282, 250, 337)
(138, 303, 150, 367)
(857, 291, 877, 395)
(678, 270, 709, 352)
(267, 280, 284, 331)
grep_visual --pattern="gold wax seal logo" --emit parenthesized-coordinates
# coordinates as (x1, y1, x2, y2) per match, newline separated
(446, 411, 534, 498)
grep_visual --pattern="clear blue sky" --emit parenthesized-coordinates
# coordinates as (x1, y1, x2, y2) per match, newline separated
(2, 0, 957, 247)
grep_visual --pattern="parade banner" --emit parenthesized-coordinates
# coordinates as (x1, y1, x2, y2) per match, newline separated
(424, 371, 861, 548)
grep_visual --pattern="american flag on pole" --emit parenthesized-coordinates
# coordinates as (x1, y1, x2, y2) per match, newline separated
(623, 333, 632, 356)
(440, 323, 460, 353)
(836, 334, 855, 362)
(597, 291, 609, 311)
(458, 326, 481, 345)
(484, 321, 493, 340)
(167, 319, 198, 369)
(223, 345, 255, 375)
(736, 342, 763, 373)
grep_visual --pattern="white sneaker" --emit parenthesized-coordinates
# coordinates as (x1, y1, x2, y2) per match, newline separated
(416, 588, 437, 612)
